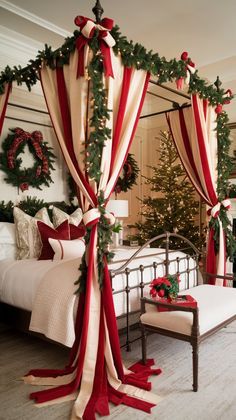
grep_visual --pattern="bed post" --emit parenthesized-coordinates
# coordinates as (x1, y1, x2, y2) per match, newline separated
(92, 0, 104, 23)
(165, 232, 170, 276)
(140, 298, 147, 364)
(191, 307, 199, 391)
(125, 267, 131, 351)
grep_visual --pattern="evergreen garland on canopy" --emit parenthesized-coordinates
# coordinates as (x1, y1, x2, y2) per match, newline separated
(0, 13, 235, 280)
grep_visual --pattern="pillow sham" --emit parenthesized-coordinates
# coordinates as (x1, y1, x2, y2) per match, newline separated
(52, 206, 83, 228)
(48, 237, 85, 260)
(70, 223, 86, 240)
(0, 222, 15, 244)
(13, 207, 53, 259)
(0, 243, 16, 260)
(37, 220, 70, 260)
(0, 222, 16, 260)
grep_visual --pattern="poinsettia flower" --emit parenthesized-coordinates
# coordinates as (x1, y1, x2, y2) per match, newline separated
(157, 289, 165, 297)
(151, 277, 171, 287)
(150, 288, 157, 297)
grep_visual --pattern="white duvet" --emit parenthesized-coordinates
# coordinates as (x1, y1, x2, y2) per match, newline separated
(0, 247, 198, 347)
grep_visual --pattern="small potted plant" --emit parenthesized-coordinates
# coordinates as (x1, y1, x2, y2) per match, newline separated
(149, 274, 180, 301)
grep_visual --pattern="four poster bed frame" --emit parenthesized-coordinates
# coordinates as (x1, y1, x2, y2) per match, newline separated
(0, 232, 202, 350)
(0, 0, 235, 418)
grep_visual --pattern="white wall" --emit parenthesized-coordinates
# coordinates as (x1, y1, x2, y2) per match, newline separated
(1, 84, 68, 203)
(0, 27, 70, 204)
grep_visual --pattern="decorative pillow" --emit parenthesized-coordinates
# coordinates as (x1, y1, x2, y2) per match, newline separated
(48, 237, 85, 260)
(0, 222, 16, 260)
(0, 243, 16, 260)
(13, 207, 53, 259)
(0, 222, 15, 244)
(37, 220, 70, 260)
(52, 206, 83, 228)
(70, 223, 86, 240)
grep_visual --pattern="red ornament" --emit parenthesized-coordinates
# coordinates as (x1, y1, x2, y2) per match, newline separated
(215, 104, 223, 114)
(181, 51, 188, 61)
(176, 77, 184, 90)
(19, 182, 29, 192)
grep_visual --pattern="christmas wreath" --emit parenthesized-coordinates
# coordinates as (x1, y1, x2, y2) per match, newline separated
(0, 127, 56, 191)
(114, 153, 139, 194)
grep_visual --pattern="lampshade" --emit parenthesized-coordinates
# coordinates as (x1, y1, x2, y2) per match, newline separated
(106, 199, 129, 218)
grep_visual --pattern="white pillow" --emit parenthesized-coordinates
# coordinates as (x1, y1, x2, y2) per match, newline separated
(0, 222, 16, 260)
(48, 237, 85, 260)
(0, 222, 15, 244)
(13, 207, 53, 259)
(0, 243, 16, 260)
(52, 207, 83, 228)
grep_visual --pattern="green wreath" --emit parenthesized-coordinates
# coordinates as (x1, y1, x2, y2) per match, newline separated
(114, 153, 139, 194)
(0, 127, 56, 191)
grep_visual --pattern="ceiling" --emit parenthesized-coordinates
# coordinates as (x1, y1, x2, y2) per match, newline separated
(1, 0, 236, 67)
(0, 0, 236, 121)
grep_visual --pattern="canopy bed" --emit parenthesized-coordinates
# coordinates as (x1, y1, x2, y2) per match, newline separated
(0, 0, 235, 418)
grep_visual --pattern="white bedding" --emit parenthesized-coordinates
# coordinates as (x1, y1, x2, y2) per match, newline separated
(0, 247, 198, 347)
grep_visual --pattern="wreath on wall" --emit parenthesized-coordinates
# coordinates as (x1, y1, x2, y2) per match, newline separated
(114, 153, 140, 195)
(67, 153, 139, 201)
(0, 127, 56, 191)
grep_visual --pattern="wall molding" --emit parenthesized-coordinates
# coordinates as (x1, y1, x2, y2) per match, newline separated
(0, 0, 72, 38)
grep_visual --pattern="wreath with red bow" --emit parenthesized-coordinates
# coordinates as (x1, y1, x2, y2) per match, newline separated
(114, 153, 140, 195)
(0, 127, 56, 191)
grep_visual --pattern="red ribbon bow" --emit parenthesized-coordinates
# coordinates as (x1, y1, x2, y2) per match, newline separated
(74, 15, 115, 78)
(176, 51, 196, 90)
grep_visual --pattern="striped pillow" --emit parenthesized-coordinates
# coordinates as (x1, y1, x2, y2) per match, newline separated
(48, 237, 85, 260)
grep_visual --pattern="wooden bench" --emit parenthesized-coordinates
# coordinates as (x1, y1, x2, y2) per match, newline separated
(140, 276, 236, 392)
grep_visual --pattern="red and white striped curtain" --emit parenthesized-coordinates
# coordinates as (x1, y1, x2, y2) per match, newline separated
(23, 44, 161, 418)
(0, 83, 11, 135)
(167, 94, 228, 286)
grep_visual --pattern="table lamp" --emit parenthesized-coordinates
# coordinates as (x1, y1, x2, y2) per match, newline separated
(106, 199, 129, 246)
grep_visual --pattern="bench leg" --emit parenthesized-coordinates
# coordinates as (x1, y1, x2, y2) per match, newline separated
(141, 323, 147, 365)
(192, 342, 199, 392)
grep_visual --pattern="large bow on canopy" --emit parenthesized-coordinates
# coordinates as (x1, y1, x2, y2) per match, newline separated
(74, 15, 116, 78)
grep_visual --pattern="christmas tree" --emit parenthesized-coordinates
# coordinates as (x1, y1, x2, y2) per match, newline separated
(134, 130, 205, 250)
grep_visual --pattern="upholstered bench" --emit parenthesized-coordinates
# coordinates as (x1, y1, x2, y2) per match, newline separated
(140, 284, 236, 391)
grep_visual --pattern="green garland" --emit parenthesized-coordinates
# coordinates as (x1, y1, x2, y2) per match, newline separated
(0, 20, 235, 286)
(0, 128, 56, 191)
(0, 196, 78, 223)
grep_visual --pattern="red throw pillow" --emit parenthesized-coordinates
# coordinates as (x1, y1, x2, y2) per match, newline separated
(70, 223, 86, 240)
(37, 220, 70, 260)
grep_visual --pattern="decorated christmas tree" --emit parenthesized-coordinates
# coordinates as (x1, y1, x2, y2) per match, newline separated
(134, 130, 205, 249)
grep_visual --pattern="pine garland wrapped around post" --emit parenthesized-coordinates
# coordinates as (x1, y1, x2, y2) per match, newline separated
(135, 130, 206, 250)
